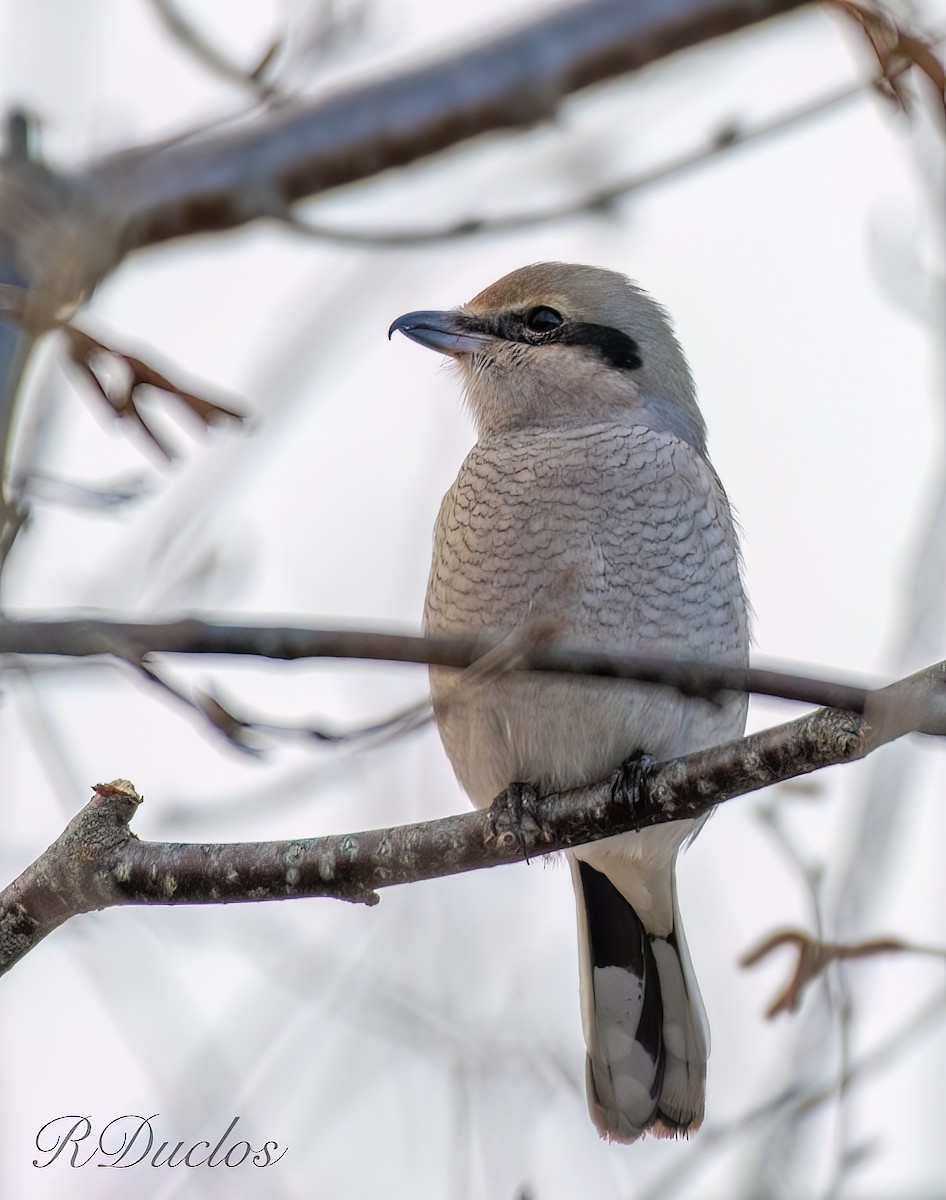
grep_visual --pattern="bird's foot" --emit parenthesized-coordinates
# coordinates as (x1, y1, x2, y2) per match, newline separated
(488, 780, 543, 862)
(609, 752, 653, 809)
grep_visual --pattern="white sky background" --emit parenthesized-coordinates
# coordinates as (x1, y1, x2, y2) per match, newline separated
(0, 1, 944, 1197)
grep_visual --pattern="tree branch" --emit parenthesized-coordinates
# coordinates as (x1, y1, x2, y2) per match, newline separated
(60, 323, 245, 460)
(740, 927, 946, 1018)
(1, 617, 945, 732)
(148, 0, 284, 100)
(7, 0, 810, 306)
(280, 68, 893, 246)
(2, 657, 942, 976)
(0, 0, 816, 588)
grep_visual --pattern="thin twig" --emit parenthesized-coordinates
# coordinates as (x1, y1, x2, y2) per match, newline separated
(60, 326, 245, 461)
(132, 653, 432, 754)
(831, 1, 946, 122)
(0, 287, 246, 460)
(741, 928, 946, 1018)
(148, 0, 283, 100)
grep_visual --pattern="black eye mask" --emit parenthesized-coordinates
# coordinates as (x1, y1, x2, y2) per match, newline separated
(489, 310, 643, 372)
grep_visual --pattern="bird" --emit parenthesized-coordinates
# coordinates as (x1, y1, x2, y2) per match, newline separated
(389, 263, 749, 1143)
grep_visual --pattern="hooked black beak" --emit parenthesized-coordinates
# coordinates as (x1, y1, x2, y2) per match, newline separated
(387, 309, 490, 357)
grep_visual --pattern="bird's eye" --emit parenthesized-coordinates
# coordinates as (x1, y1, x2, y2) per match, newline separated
(524, 306, 564, 334)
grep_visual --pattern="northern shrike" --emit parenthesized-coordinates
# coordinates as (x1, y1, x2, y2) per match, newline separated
(390, 263, 748, 1143)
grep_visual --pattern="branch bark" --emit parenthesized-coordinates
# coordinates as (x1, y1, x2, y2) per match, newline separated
(2, 657, 942, 976)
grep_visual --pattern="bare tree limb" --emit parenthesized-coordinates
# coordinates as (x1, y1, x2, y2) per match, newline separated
(2, 656, 943, 976)
(1, 618, 945, 733)
(0, 0, 816, 583)
(281, 66, 900, 246)
(8, 0, 811, 307)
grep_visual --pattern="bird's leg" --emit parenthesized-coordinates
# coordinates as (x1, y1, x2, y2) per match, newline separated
(487, 780, 543, 862)
(609, 751, 653, 809)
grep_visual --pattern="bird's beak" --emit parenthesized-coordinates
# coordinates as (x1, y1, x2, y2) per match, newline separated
(388, 309, 490, 357)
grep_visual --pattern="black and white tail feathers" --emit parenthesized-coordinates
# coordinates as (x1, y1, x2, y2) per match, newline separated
(572, 859, 709, 1143)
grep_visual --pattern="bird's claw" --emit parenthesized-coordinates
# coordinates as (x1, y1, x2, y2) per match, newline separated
(487, 780, 543, 861)
(610, 752, 653, 808)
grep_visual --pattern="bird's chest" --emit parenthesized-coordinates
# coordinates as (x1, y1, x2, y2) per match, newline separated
(425, 431, 714, 650)
(423, 428, 747, 801)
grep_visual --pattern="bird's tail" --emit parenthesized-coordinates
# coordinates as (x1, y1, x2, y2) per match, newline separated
(571, 857, 709, 1143)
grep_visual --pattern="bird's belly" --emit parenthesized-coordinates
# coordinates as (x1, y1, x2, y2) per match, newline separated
(430, 667, 743, 809)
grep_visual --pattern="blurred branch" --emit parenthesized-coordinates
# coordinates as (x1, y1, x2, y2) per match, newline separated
(149, 0, 370, 100)
(741, 928, 946, 1018)
(0, 0, 814, 580)
(831, 0, 946, 122)
(1, 655, 944, 975)
(0, 286, 245, 461)
(0, 111, 47, 584)
(233, 693, 433, 749)
(14, 0, 813, 303)
(132, 655, 432, 755)
(0, 281, 245, 579)
(753, 798, 825, 931)
(148, 0, 284, 100)
(1, 618, 946, 731)
(0, 112, 41, 433)
(18, 469, 151, 510)
(283, 64, 906, 245)
(60, 325, 245, 461)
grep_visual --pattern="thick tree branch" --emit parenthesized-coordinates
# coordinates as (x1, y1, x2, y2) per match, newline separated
(84, 0, 810, 261)
(1, 0, 810, 312)
(281, 67, 895, 246)
(2, 658, 943, 976)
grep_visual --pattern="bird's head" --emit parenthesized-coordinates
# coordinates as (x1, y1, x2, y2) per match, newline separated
(389, 262, 706, 452)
